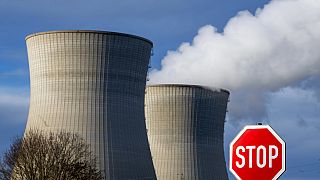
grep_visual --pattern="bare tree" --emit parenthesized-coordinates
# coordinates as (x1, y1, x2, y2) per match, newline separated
(0, 130, 103, 180)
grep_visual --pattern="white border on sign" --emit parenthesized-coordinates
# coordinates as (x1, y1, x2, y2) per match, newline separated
(229, 125, 286, 180)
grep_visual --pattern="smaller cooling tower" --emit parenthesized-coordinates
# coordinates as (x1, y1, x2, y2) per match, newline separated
(145, 84, 230, 180)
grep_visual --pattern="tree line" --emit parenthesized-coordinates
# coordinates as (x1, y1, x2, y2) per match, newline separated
(0, 130, 102, 180)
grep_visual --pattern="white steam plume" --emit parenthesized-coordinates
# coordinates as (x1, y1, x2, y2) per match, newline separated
(149, 0, 320, 122)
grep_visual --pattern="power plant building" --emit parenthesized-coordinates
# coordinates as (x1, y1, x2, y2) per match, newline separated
(145, 84, 230, 180)
(25, 30, 156, 179)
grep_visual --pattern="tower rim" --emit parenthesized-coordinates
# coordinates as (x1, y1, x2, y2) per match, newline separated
(25, 30, 153, 46)
(147, 83, 230, 94)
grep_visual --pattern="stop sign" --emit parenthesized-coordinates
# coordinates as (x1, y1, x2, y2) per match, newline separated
(229, 125, 285, 180)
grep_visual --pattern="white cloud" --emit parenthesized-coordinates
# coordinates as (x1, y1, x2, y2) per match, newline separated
(0, 68, 28, 77)
(0, 87, 29, 123)
(149, 0, 320, 122)
(0, 49, 26, 61)
(224, 87, 320, 179)
(266, 88, 320, 179)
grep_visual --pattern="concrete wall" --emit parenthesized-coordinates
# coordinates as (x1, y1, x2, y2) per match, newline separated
(25, 30, 156, 179)
(145, 84, 229, 180)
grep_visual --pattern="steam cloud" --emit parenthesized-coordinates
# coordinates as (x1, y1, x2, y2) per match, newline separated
(149, 0, 320, 122)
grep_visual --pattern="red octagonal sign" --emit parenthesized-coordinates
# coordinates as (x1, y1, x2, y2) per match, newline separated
(230, 125, 285, 180)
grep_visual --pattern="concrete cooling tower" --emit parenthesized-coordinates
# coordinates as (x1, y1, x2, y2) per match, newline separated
(145, 84, 230, 180)
(25, 30, 156, 179)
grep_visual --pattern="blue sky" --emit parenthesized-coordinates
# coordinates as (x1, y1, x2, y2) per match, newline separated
(0, 0, 319, 179)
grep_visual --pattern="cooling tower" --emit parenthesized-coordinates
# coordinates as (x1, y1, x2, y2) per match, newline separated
(25, 30, 156, 179)
(145, 84, 230, 180)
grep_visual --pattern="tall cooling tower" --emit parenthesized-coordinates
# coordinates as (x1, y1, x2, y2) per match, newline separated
(145, 84, 230, 180)
(25, 30, 156, 179)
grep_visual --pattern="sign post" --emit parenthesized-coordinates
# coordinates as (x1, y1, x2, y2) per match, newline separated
(229, 125, 285, 180)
